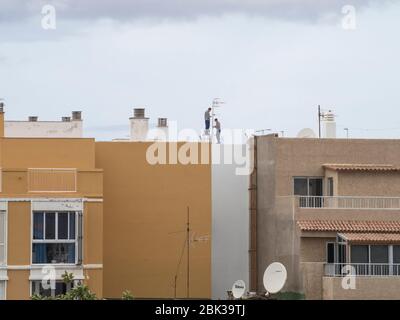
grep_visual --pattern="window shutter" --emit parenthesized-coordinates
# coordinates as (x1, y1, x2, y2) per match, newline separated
(77, 211, 83, 265)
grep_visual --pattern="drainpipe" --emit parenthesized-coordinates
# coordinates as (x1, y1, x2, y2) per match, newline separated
(249, 135, 258, 292)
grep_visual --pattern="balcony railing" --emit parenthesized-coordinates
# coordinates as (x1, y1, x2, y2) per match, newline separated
(299, 196, 400, 209)
(324, 263, 400, 277)
(28, 168, 77, 193)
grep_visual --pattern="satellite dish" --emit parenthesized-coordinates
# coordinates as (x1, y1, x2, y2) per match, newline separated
(297, 128, 316, 138)
(232, 280, 246, 299)
(263, 262, 287, 294)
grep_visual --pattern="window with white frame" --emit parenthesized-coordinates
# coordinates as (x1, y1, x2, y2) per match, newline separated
(0, 211, 6, 265)
(31, 280, 76, 298)
(32, 211, 82, 264)
(0, 281, 5, 300)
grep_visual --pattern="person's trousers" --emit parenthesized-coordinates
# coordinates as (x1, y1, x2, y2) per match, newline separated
(205, 120, 210, 130)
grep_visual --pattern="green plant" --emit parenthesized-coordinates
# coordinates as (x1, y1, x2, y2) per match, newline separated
(31, 272, 97, 300)
(122, 290, 134, 300)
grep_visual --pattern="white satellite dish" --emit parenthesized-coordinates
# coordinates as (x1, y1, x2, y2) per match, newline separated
(297, 128, 316, 138)
(263, 262, 287, 294)
(232, 280, 246, 299)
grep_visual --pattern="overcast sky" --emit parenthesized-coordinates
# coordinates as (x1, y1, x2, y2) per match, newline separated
(1, 0, 400, 140)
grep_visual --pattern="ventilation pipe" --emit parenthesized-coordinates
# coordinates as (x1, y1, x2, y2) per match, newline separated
(130, 108, 149, 141)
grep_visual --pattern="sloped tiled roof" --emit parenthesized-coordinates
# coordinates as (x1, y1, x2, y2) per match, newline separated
(323, 164, 400, 171)
(339, 232, 400, 244)
(297, 220, 400, 233)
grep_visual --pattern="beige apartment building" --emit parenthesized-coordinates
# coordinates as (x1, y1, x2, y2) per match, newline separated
(253, 134, 400, 299)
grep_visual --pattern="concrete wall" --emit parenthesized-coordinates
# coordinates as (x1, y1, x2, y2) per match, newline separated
(338, 171, 400, 196)
(211, 144, 249, 299)
(96, 142, 212, 299)
(5, 120, 82, 138)
(323, 276, 400, 300)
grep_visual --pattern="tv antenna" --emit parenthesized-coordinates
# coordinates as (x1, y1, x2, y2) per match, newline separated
(170, 207, 209, 299)
(210, 98, 225, 143)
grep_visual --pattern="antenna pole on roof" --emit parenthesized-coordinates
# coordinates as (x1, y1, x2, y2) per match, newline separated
(318, 105, 322, 138)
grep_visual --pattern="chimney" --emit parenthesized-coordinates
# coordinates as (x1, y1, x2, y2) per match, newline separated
(152, 118, 169, 141)
(323, 110, 336, 138)
(72, 111, 82, 121)
(157, 118, 168, 128)
(28, 116, 38, 122)
(0, 102, 4, 137)
(62, 116, 71, 122)
(130, 108, 149, 141)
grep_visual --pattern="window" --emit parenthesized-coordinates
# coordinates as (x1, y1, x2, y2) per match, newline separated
(393, 245, 400, 263)
(32, 211, 81, 264)
(294, 177, 323, 207)
(350, 245, 369, 263)
(327, 177, 334, 197)
(31, 280, 75, 298)
(0, 281, 5, 300)
(370, 245, 389, 263)
(326, 242, 335, 263)
(0, 211, 6, 265)
(294, 178, 323, 196)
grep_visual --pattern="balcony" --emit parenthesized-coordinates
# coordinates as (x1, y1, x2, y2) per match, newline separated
(324, 263, 400, 277)
(299, 196, 400, 210)
(28, 168, 77, 193)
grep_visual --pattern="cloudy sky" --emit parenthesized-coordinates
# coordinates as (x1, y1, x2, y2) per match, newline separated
(0, 0, 400, 140)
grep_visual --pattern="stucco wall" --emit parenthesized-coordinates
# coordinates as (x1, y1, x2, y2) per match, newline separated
(96, 142, 212, 299)
(211, 144, 249, 299)
(338, 171, 400, 196)
(323, 277, 400, 300)
(5, 120, 82, 138)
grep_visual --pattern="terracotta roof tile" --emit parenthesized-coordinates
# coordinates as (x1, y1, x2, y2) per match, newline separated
(297, 220, 400, 233)
(339, 232, 400, 244)
(323, 164, 400, 171)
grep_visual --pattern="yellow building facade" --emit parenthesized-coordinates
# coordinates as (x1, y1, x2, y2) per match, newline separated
(0, 110, 212, 299)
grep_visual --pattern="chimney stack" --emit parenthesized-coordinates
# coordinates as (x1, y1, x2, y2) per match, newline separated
(130, 108, 149, 141)
(323, 110, 336, 138)
(157, 118, 168, 128)
(72, 111, 82, 121)
(28, 116, 38, 122)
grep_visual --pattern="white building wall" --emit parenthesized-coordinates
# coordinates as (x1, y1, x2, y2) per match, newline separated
(5, 120, 83, 138)
(212, 144, 249, 299)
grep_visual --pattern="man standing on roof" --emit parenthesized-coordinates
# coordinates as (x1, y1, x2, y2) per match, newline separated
(214, 118, 221, 144)
(204, 107, 212, 135)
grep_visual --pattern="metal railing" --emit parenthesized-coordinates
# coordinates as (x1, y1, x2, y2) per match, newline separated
(299, 196, 400, 209)
(324, 263, 400, 277)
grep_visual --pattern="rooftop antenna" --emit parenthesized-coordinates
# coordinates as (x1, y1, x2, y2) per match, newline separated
(344, 128, 349, 139)
(318, 105, 322, 138)
(255, 129, 271, 136)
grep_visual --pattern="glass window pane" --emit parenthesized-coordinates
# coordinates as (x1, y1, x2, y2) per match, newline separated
(327, 243, 335, 263)
(309, 178, 323, 196)
(351, 245, 369, 263)
(370, 245, 388, 263)
(328, 178, 334, 197)
(294, 178, 307, 196)
(45, 212, 56, 240)
(32, 243, 75, 264)
(69, 212, 76, 240)
(0, 281, 6, 300)
(394, 246, 400, 264)
(58, 213, 68, 240)
(33, 212, 44, 240)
